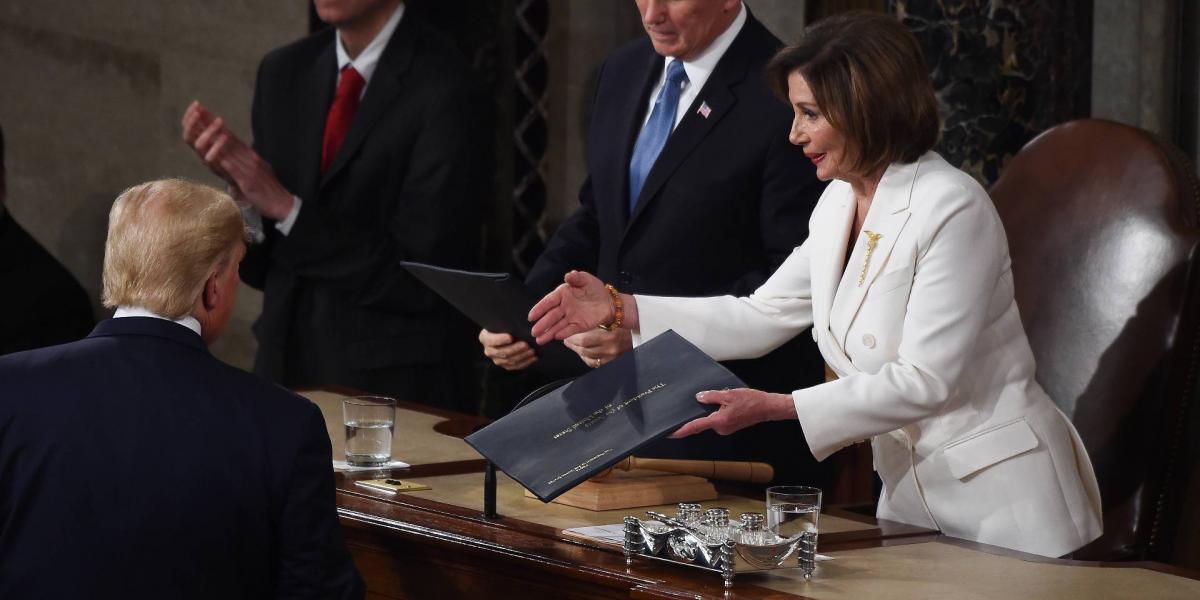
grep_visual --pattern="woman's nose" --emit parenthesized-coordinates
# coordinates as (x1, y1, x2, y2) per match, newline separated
(789, 123, 806, 146)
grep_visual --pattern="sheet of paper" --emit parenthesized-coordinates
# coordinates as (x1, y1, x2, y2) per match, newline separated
(563, 523, 628, 544)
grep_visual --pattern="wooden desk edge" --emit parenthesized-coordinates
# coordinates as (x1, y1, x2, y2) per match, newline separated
(308, 386, 1200, 585)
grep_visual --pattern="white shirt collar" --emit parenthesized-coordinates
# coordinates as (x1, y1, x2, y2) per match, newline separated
(114, 306, 202, 338)
(668, 2, 745, 96)
(335, 2, 406, 84)
(643, 3, 746, 129)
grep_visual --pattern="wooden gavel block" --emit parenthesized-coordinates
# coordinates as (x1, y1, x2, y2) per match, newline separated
(591, 456, 774, 484)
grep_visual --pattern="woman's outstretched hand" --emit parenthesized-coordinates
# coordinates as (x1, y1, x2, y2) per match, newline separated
(670, 389, 797, 438)
(529, 271, 614, 345)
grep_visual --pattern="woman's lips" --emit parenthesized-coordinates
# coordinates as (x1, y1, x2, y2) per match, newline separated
(808, 153, 826, 165)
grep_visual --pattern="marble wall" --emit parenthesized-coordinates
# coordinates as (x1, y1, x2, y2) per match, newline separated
(892, 0, 1093, 185)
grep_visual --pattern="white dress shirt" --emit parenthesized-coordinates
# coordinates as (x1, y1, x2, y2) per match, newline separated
(114, 306, 202, 338)
(640, 2, 746, 130)
(275, 2, 407, 236)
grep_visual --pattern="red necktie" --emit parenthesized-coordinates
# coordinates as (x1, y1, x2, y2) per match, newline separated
(320, 66, 366, 174)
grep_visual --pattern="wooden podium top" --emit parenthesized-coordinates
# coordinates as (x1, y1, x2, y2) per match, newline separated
(301, 389, 1200, 599)
(758, 539, 1200, 600)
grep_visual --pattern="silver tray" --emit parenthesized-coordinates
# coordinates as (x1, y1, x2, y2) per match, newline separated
(621, 512, 817, 588)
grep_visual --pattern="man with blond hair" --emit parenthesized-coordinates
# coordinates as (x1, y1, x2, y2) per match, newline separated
(0, 179, 363, 599)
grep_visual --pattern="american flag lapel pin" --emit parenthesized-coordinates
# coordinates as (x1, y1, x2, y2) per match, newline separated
(697, 101, 712, 119)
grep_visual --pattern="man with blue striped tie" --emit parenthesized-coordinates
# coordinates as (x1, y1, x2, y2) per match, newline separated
(482, 0, 829, 484)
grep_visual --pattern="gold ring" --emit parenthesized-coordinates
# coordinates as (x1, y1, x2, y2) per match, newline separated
(593, 357, 601, 368)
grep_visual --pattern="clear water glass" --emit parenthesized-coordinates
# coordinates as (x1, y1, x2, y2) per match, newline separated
(766, 485, 821, 579)
(342, 396, 396, 466)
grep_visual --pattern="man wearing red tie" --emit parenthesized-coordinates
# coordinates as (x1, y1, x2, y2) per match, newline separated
(183, 0, 489, 410)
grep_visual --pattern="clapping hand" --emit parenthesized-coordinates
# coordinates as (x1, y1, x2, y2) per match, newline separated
(528, 271, 616, 345)
(182, 100, 238, 185)
(181, 100, 295, 221)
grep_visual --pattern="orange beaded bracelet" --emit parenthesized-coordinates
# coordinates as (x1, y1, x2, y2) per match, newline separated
(597, 284, 624, 331)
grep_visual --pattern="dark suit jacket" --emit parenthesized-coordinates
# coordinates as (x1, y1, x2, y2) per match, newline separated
(0, 210, 94, 355)
(526, 12, 829, 482)
(0, 317, 363, 599)
(243, 14, 490, 410)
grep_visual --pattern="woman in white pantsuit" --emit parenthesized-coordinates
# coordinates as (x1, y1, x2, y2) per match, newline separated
(529, 11, 1102, 558)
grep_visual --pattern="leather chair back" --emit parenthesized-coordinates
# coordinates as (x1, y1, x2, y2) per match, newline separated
(990, 119, 1200, 562)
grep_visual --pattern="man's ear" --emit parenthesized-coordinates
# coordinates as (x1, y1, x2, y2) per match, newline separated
(202, 271, 221, 311)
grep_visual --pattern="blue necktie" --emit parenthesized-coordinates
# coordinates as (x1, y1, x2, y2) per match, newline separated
(628, 60, 688, 212)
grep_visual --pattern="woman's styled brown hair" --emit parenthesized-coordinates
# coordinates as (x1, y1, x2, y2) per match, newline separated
(767, 11, 940, 177)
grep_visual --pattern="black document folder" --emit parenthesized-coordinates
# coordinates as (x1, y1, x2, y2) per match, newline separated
(464, 330, 745, 502)
(400, 261, 582, 375)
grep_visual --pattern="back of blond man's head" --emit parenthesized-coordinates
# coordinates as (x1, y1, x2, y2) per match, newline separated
(102, 179, 246, 319)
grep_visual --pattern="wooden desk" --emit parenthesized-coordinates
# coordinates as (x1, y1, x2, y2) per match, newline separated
(303, 390, 1200, 599)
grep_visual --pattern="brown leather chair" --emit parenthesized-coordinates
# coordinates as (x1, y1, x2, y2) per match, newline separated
(990, 118, 1200, 563)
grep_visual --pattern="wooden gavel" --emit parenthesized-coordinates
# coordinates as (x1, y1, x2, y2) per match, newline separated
(592, 456, 774, 484)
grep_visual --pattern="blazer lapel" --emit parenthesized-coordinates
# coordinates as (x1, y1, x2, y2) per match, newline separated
(828, 159, 921, 351)
(625, 18, 756, 231)
(810, 185, 856, 376)
(810, 184, 854, 336)
(320, 18, 417, 187)
(296, 43, 337, 200)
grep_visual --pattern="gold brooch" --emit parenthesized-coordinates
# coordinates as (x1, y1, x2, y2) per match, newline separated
(858, 231, 883, 286)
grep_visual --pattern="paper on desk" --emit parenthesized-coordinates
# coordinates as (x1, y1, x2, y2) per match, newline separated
(332, 460, 410, 472)
(562, 524, 833, 560)
(564, 524, 628, 545)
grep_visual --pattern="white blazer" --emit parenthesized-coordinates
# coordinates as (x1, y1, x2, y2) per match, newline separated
(634, 152, 1103, 557)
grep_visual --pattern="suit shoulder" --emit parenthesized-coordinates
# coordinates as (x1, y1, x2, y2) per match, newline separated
(909, 153, 1003, 238)
(212, 360, 319, 415)
(738, 13, 786, 59)
(410, 19, 470, 66)
(913, 153, 990, 206)
(386, 17, 479, 94)
(603, 36, 656, 73)
(260, 28, 335, 73)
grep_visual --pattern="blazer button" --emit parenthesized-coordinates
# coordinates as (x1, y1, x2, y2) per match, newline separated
(618, 271, 633, 286)
(861, 334, 876, 348)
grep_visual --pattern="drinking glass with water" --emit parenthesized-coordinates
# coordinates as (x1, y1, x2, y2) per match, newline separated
(342, 396, 396, 467)
(766, 485, 822, 579)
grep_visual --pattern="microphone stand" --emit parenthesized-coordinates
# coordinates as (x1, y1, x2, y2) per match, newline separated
(482, 377, 574, 520)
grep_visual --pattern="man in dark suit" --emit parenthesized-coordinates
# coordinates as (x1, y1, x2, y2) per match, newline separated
(0, 124, 94, 355)
(183, 0, 489, 412)
(0, 179, 363, 599)
(481, 1, 829, 482)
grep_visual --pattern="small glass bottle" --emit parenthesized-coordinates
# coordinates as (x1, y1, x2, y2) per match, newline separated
(676, 502, 702, 526)
(703, 507, 732, 542)
(738, 512, 766, 545)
